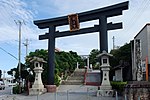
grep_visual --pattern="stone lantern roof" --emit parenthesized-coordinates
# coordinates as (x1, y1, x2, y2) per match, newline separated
(30, 57, 47, 63)
(97, 51, 113, 58)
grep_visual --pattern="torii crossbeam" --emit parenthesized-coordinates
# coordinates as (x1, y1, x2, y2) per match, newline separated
(34, 1, 129, 86)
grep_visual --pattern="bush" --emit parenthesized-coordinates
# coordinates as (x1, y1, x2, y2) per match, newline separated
(54, 74, 61, 86)
(13, 85, 20, 94)
(111, 81, 127, 95)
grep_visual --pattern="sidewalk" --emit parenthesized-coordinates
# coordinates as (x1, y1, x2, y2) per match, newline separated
(0, 85, 123, 100)
(0, 93, 123, 100)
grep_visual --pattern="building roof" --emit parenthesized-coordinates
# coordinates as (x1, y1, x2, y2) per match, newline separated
(55, 48, 61, 52)
(134, 23, 150, 39)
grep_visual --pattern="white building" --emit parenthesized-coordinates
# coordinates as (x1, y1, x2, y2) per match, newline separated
(131, 23, 150, 81)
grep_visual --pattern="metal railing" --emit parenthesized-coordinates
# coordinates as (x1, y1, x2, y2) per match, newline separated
(0, 87, 125, 100)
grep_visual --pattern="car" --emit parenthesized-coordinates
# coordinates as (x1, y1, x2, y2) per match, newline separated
(0, 81, 5, 90)
(8, 82, 17, 87)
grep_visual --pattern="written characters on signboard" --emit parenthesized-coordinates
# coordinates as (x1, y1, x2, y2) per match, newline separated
(68, 14, 80, 32)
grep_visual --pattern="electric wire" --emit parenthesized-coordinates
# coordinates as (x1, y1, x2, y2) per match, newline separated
(124, 0, 150, 34)
(0, 46, 18, 60)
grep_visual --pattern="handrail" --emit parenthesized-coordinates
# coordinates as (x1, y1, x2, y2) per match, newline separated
(84, 68, 88, 85)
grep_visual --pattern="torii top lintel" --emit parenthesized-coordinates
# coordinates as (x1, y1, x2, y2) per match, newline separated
(34, 1, 128, 29)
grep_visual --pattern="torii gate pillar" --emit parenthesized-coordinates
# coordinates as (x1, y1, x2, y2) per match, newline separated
(99, 16, 108, 52)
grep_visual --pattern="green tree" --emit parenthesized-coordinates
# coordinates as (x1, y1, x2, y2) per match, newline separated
(89, 49, 100, 69)
(110, 43, 131, 66)
(25, 49, 83, 85)
(110, 43, 132, 81)
(25, 49, 48, 84)
(8, 49, 84, 85)
(7, 63, 28, 80)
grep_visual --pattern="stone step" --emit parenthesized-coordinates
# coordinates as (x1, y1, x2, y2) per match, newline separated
(73, 72, 85, 76)
(73, 69, 85, 76)
(65, 80, 84, 83)
(61, 80, 84, 85)
(75, 69, 85, 72)
(68, 76, 84, 80)
(61, 69, 86, 85)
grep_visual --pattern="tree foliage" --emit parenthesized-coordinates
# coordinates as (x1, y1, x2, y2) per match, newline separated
(89, 49, 100, 69)
(88, 43, 132, 81)
(7, 63, 28, 81)
(110, 43, 131, 66)
(7, 49, 83, 85)
(110, 43, 132, 81)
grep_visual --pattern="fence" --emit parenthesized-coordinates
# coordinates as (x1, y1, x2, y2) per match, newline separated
(0, 87, 124, 100)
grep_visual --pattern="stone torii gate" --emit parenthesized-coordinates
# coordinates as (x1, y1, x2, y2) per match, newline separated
(34, 1, 128, 89)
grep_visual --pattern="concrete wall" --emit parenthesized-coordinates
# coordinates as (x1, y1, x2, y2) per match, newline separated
(147, 25, 150, 63)
(134, 25, 148, 61)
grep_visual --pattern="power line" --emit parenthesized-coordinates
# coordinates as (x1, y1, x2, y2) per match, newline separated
(0, 46, 18, 60)
(124, 0, 150, 33)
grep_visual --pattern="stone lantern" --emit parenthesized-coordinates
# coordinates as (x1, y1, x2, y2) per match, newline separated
(97, 51, 113, 96)
(29, 57, 47, 95)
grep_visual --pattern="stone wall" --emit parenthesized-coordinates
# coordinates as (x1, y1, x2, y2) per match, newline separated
(124, 81, 150, 100)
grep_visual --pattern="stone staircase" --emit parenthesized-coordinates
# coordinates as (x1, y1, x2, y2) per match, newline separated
(61, 69, 85, 85)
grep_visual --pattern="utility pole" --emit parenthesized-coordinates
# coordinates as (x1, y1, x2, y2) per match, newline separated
(112, 36, 115, 50)
(23, 39, 29, 57)
(15, 20, 24, 93)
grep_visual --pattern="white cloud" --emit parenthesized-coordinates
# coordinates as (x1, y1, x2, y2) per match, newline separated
(56, 32, 99, 55)
(1, 0, 150, 55)
(32, 0, 150, 54)
(0, 0, 37, 42)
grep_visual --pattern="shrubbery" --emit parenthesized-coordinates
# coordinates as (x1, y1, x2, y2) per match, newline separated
(13, 85, 20, 94)
(55, 74, 61, 86)
(111, 81, 127, 95)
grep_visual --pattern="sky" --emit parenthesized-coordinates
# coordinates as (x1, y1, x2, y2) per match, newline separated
(0, 0, 150, 74)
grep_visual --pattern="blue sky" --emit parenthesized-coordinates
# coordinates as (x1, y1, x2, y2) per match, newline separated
(0, 0, 150, 74)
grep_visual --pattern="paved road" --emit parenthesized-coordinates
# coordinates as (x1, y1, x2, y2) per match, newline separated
(0, 86, 12, 96)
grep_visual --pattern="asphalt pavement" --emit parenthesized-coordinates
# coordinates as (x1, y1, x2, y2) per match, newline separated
(0, 86, 12, 96)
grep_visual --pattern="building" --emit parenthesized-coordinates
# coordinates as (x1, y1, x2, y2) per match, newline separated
(131, 23, 150, 81)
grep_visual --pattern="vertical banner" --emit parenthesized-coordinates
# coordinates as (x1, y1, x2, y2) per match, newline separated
(146, 56, 148, 81)
(68, 14, 80, 32)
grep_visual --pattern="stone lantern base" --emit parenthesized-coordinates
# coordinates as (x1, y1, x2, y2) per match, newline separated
(45, 85, 57, 92)
(97, 89, 113, 96)
(29, 88, 47, 95)
(100, 85, 112, 90)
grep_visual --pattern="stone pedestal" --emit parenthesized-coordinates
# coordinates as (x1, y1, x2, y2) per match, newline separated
(96, 51, 113, 97)
(97, 90, 114, 96)
(29, 88, 47, 95)
(46, 85, 57, 92)
(29, 57, 47, 95)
